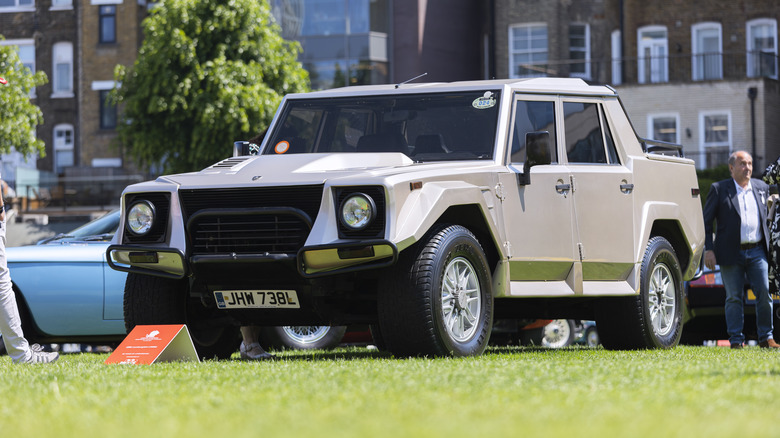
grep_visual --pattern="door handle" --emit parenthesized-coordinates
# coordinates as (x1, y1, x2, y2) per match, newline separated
(620, 183, 634, 193)
(556, 183, 571, 194)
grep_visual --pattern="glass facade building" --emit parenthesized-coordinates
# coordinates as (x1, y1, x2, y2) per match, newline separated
(271, 0, 390, 90)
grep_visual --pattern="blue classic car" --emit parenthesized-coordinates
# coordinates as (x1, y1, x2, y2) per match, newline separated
(5, 211, 127, 346)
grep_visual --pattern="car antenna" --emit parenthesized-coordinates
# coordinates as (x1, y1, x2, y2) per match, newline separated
(395, 72, 427, 89)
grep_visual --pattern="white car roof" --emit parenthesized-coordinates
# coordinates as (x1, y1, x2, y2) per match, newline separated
(285, 78, 616, 100)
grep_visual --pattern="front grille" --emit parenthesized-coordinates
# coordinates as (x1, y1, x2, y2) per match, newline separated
(179, 185, 324, 256)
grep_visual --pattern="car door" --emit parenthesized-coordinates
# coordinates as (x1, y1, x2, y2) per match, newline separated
(562, 100, 636, 293)
(501, 96, 579, 296)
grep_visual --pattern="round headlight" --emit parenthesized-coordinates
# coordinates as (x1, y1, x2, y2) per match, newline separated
(340, 193, 376, 230)
(127, 201, 155, 235)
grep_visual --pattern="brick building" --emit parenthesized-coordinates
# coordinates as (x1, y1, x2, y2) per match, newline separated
(492, 0, 780, 169)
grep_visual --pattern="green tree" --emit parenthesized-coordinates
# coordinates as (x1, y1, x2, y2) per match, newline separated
(0, 38, 48, 157)
(113, 0, 309, 174)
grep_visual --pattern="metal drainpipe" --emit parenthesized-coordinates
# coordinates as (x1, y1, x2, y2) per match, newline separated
(748, 86, 757, 166)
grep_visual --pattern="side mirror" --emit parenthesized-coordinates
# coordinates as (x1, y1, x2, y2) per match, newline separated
(518, 131, 552, 186)
(233, 141, 250, 157)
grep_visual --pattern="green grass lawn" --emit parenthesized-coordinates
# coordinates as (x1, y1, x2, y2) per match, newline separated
(2, 345, 779, 438)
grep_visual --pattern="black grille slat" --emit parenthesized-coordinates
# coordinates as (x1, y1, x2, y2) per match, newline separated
(180, 186, 324, 256)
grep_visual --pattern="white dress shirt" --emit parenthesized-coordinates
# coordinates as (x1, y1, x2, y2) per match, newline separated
(734, 179, 761, 244)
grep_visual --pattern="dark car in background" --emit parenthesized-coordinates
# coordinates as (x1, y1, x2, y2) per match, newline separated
(683, 266, 780, 344)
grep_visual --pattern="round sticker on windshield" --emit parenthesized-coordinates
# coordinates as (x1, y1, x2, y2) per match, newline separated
(274, 141, 290, 154)
(472, 92, 496, 110)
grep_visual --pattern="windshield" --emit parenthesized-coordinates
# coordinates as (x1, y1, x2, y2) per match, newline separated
(42, 210, 120, 244)
(264, 91, 501, 161)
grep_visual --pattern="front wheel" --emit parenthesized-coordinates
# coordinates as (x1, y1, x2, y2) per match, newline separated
(124, 273, 239, 360)
(596, 236, 683, 350)
(377, 224, 493, 357)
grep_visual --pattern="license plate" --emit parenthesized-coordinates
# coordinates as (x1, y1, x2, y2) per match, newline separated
(745, 289, 780, 302)
(213, 290, 300, 309)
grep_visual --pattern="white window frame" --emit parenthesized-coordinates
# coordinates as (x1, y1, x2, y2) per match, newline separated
(691, 22, 722, 81)
(746, 18, 778, 79)
(0, 0, 34, 13)
(0, 39, 36, 97)
(611, 29, 622, 85)
(700, 110, 731, 149)
(53, 124, 75, 174)
(637, 25, 668, 84)
(647, 113, 680, 145)
(52, 41, 74, 98)
(50, 0, 72, 10)
(569, 23, 590, 79)
(508, 23, 548, 79)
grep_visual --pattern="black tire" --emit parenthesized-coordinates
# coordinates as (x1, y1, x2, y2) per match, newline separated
(369, 324, 387, 351)
(541, 319, 576, 348)
(0, 335, 5, 355)
(596, 236, 683, 350)
(259, 326, 346, 350)
(377, 224, 493, 357)
(124, 273, 239, 360)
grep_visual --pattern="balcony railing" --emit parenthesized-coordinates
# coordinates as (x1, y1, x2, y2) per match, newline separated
(514, 50, 779, 85)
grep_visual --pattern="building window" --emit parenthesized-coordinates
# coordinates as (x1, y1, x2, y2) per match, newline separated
(747, 18, 778, 79)
(53, 124, 75, 174)
(0, 0, 34, 11)
(0, 39, 35, 96)
(692, 22, 722, 81)
(99, 90, 117, 129)
(99, 5, 117, 44)
(509, 23, 548, 78)
(700, 111, 731, 168)
(50, 0, 72, 9)
(52, 42, 74, 98)
(637, 25, 668, 84)
(648, 113, 679, 144)
(611, 30, 622, 85)
(569, 24, 590, 79)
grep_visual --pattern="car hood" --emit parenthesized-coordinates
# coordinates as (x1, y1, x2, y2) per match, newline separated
(6, 242, 110, 263)
(159, 153, 471, 187)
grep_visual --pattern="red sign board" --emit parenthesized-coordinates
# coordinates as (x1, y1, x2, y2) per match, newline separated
(105, 324, 200, 365)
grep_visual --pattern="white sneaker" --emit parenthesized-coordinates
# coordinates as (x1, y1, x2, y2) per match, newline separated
(239, 342, 275, 361)
(23, 344, 59, 364)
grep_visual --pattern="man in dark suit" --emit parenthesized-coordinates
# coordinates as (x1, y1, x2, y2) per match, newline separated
(703, 150, 778, 349)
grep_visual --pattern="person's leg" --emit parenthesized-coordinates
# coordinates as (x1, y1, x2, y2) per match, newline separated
(745, 247, 774, 342)
(0, 218, 31, 363)
(720, 263, 747, 346)
(239, 325, 274, 360)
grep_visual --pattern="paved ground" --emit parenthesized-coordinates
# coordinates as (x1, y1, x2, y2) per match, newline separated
(6, 209, 98, 247)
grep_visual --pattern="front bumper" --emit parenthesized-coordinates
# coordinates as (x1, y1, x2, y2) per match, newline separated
(106, 239, 398, 280)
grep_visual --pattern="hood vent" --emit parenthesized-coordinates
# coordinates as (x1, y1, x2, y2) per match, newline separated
(209, 156, 253, 169)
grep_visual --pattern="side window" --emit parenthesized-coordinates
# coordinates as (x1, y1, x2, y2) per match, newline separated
(563, 102, 607, 164)
(600, 106, 620, 165)
(510, 100, 556, 163)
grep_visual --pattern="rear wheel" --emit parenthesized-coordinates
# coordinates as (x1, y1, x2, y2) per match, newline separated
(124, 273, 239, 360)
(377, 225, 493, 357)
(259, 326, 346, 350)
(596, 236, 683, 350)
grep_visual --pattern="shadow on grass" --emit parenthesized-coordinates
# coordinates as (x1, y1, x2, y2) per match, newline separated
(231, 344, 600, 362)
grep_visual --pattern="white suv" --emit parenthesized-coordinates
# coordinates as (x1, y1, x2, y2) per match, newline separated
(108, 78, 705, 358)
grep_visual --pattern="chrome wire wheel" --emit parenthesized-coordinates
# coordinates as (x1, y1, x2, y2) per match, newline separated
(441, 256, 481, 343)
(541, 319, 573, 348)
(282, 326, 332, 346)
(648, 263, 675, 337)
